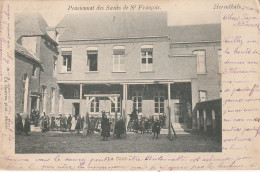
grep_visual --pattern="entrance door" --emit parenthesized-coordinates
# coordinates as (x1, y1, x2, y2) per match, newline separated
(72, 103, 80, 118)
(174, 103, 184, 123)
(31, 96, 37, 111)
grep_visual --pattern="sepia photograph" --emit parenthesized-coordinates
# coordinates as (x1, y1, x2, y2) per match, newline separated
(14, 11, 222, 153)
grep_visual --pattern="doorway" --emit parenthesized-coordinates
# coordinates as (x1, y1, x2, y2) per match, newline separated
(72, 103, 80, 118)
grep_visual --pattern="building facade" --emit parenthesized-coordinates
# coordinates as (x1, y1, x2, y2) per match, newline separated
(55, 12, 221, 127)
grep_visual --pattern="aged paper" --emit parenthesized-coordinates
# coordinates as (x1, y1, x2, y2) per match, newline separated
(0, 0, 260, 170)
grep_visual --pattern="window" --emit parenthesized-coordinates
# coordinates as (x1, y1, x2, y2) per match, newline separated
(87, 47, 98, 71)
(90, 91, 100, 113)
(42, 86, 47, 112)
(132, 91, 142, 112)
(53, 57, 57, 76)
(199, 90, 207, 102)
(22, 37, 37, 54)
(61, 48, 72, 72)
(32, 65, 37, 77)
(218, 49, 221, 73)
(111, 91, 121, 113)
(193, 50, 206, 73)
(113, 46, 125, 72)
(51, 88, 55, 113)
(154, 91, 165, 114)
(141, 45, 153, 71)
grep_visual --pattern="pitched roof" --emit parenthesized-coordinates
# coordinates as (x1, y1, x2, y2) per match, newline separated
(168, 24, 221, 43)
(56, 12, 168, 41)
(15, 13, 58, 45)
(15, 43, 43, 70)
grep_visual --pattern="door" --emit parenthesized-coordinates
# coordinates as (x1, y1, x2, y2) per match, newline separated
(174, 103, 184, 123)
(72, 103, 80, 118)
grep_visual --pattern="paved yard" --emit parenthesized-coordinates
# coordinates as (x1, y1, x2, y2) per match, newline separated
(15, 131, 221, 153)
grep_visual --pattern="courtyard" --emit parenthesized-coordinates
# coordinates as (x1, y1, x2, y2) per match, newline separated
(15, 131, 221, 153)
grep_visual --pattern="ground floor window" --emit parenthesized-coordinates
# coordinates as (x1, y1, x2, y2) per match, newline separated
(132, 91, 142, 112)
(111, 91, 121, 113)
(90, 91, 100, 113)
(154, 91, 165, 114)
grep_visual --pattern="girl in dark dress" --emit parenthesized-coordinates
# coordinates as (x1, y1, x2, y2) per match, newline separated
(75, 116, 81, 134)
(152, 119, 161, 139)
(101, 112, 110, 141)
(24, 115, 31, 135)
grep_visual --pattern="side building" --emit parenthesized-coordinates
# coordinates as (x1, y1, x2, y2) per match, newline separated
(15, 13, 60, 117)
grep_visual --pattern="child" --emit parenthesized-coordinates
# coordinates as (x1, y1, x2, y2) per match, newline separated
(152, 119, 161, 139)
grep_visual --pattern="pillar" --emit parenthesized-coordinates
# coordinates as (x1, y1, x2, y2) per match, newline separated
(168, 83, 172, 138)
(80, 83, 83, 117)
(203, 109, 206, 132)
(197, 110, 200, 130)
(212, 109, 216, 135)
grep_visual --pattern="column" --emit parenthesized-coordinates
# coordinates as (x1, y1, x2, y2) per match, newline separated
(212, 109, 216, 135)
(80, 83, 83, 117)
(203, 109, 207, 132)
(197, 110, 200, 130)
(168, 83, 172, 138)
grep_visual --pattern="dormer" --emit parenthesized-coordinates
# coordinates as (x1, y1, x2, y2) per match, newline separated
(21, 36, 38, 55)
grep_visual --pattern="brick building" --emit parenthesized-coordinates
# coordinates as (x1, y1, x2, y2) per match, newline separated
(15, 13, 59, 117)
(55, 12, 221, 127)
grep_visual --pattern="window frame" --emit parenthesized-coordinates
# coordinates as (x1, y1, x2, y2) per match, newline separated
(193, 50, 207, 74)
(90, 91, 100, 114)
(154, 90, 165, 114)
(86, 47, 98, 72)
(140, 45, 153, 72)
(113, 46, 126, 72)
(199, 90, 207, 102)
(61, 48, 72, 73)
(132, 91, 142, 113)
(110, 91, 121, 113)
(32, 65, 37, 77)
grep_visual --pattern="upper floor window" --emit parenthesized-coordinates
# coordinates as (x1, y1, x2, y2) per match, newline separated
(140, 45, 153, 72)
(113, 46, 125, 72)
(87, 47, 98, 71)
(61, 48, 72, 72)
(53, 57, 57, 77)
(199, 90, 207, 102)
(32, 65, 37, 77)
(218, 49, 221, 73)
(193, 50, 206, 74)
(22, 36, 37, 54)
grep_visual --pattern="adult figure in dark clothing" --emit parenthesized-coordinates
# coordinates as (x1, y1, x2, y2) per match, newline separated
(15, 113, 23, 135)
(41, 112, 48, 132)
(34, 110, 40, 127)
(67, 114, 72, 132)
(152, 119, 161, 139)
(24, 115, 31, 135)
(50, 115, 56, 131)
(75, 116, 81, 134)
(101, 111, 110, 141)
(115, 118, 125, 138)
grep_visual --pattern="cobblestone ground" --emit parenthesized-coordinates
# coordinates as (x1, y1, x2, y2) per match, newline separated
(15, 131, 221, 153)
